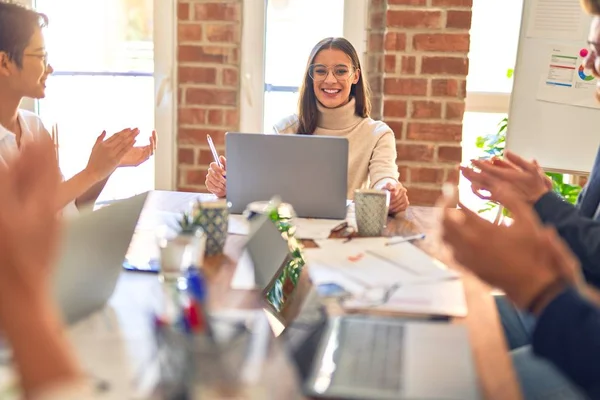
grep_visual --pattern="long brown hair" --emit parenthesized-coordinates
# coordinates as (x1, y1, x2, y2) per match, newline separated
(296, 37, 371, 134)
(582, 0, 600, 14)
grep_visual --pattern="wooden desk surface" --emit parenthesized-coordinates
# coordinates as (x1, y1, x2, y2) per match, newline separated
(123, 191, 522, 399)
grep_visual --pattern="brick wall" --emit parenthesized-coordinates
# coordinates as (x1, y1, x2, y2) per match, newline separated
(379, 0, 471, 205)
(176, 0, 242, 192)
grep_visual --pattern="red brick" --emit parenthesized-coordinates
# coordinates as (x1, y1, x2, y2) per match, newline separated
(224, 109, 239, 129)
(422, 56, 469, 75)
(401, 56, 416, 74)
(178, 66, 217, 84)
(178, 147, 195, 165)
(446, 102, 465, 120)
(208, 109, 223, 125)
(194, 2, 241, 22)
(412, 101, 442, 119)
(431, 79, 459, 97)
(385, 121, 404, 137)
(413, 33, 470, 52)
(370, 11, 385, 28)
(369, 33, 384, 52)
(447, 10, 472, 29)
(178, 45, 236, 64)
(179, 128, 226, 145)
(383, 99, 407, 118)
(410, 167, 445, 184)
(406, 187, 443, 206)
(384, 32, 406, 51)
(185, 169, 208, 185)
(222, 68, 239, 86)
(198, 148, 219, 165)
(186, 88, 237, 106)
(387, 10, 442, 29)
(178, 108, 207, 125)
(398, 165, 409, 182)
(384, 78, 427, 96)
(445, 168, 460, 184)
(407, 123, 462, 141)
(397, 143, 435, 162)
(205, 24, 240, 43)
(438, 145, 463, 163)
(178, 3, 190, 20)
(384, 55, 396, 73)
(432, 0, 472, 6)
(178, 24, 203, 42)
(389, 0, 426, 4)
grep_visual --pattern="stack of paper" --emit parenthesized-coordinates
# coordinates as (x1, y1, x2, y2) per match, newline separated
(228, 214, 343, 240)
(303, 238, 467, 317)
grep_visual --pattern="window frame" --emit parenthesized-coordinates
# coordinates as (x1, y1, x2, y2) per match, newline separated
(21, 0, 176, 191)
(240, 0, 368, 133)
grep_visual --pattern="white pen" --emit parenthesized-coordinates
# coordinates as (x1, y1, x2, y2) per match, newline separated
(385, 233, 426, 246)
(206, 134, 225, 177)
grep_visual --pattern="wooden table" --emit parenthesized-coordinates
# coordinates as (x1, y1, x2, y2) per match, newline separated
(112, 191, 522, 399)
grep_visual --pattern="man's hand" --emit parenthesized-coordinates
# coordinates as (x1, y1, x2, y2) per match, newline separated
(461, 151, 552, 206)
(438, 185, 579, 312)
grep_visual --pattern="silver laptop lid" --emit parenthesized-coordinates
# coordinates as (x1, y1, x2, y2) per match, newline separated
(52, 192, 149, 325)
(225, 133, 348, 219)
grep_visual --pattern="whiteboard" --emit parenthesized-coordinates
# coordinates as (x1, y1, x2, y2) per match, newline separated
(507, 0, 599, 174)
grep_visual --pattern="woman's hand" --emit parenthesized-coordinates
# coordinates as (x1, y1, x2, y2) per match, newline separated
(119, 130, 157, 167)
(205, 156, 227, 198)
(85, 128, 139, 181)
(383, 182, 409, 214)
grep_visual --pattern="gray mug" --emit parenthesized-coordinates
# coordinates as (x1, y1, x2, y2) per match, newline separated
(354, 189, 390, 237)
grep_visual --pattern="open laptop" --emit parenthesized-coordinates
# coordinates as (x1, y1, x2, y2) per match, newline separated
(242, 213, 482, 400)
(225, 132, 348, 219)
(52, 192, 149, 325)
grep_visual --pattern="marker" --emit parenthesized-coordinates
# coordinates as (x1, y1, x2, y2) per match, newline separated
(385, 233, 426, 246)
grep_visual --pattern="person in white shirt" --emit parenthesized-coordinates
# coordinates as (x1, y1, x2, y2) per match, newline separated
(205, 37, 409, 214)
(0, 2, 157, 212)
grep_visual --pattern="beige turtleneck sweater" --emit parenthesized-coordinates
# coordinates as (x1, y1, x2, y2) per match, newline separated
(272, 98, 400, 199)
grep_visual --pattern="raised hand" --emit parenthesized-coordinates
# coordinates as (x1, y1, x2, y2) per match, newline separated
(119, 130, 157, 167)
(85, 128, 139, 181)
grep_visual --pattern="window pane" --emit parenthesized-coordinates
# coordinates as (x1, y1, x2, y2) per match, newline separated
(467, 0, 523, 93)
(35, 0, 153, 72)
(264, 91, 300, 130)
(38, 76, 155, 203)
(264, 0, 344, 88)
(460, 112, 507, 215)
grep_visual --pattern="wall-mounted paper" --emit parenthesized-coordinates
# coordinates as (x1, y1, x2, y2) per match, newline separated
(526, 0, 585, 41)
(537, 44, 600, 109)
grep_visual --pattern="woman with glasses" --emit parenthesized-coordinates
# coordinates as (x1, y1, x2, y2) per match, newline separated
(206, 37, 409, 214)
(0, 2, 156, 214)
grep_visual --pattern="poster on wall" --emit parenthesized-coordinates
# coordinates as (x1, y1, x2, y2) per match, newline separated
(536, 44, 600, 109)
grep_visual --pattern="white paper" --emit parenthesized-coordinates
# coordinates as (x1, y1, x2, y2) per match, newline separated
(537, 44, 600, 109)
(303, 240, 457, 289)
(344, 279, 468, 317)
(527, 0, 585, 40)
(228, 214, 343, 240)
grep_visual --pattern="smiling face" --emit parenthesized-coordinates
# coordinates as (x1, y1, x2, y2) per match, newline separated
(311, 48, 360, 109)
(0, 25, 53, 99)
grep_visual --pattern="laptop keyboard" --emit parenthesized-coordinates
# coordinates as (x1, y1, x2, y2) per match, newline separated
(330, 318, 404, 393)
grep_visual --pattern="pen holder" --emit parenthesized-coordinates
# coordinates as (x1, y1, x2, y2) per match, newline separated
(155, 311, 302, 399)
(190, 200, 229, 257)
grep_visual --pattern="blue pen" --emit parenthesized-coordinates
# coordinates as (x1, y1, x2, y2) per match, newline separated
(385, 233, 426, 246)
